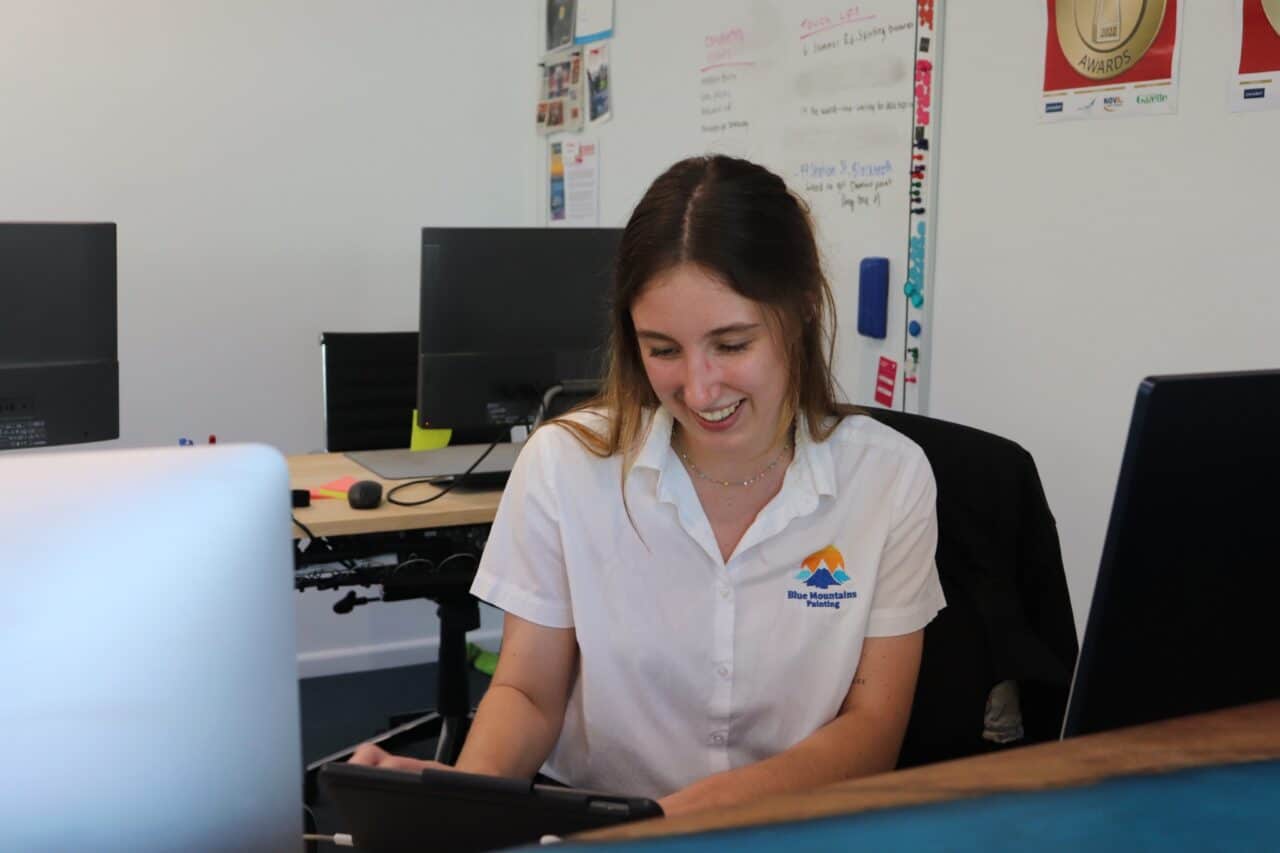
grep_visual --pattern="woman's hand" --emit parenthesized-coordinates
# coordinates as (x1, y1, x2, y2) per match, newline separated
(347, 743, 450, 774)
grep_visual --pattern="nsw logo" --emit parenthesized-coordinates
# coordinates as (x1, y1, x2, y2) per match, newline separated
(787, 546, 858, 609)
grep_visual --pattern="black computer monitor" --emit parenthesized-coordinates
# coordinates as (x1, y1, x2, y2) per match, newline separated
(1060, 369, 1280, 738)
(0, 223, 119, 451)
(417, 227, 621, 443)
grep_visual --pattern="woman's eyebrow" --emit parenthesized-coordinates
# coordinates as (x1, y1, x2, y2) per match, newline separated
(635, 329, 676, 342)
(635, 322, 761, 342)
(707, 322, 761, 337)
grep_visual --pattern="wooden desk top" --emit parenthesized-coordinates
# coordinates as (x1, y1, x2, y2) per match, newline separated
(580, 700, 1280, 842)
(287, 453, 503, 538)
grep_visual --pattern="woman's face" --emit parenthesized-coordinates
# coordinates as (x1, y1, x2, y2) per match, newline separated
(630, 263, 791, 460)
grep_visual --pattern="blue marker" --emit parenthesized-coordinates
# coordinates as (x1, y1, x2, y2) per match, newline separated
(909, 320, 922, 337)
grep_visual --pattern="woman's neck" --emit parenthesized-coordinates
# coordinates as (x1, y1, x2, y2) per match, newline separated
(672, 421, 794, 485)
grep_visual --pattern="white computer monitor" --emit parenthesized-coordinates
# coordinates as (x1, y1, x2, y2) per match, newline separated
(0, 444, 302, 851)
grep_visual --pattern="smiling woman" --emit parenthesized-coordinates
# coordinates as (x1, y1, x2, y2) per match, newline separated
(351, 155, 947, 819)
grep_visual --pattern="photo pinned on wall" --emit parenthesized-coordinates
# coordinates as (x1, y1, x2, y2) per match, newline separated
(547, 0, 576, 53)
(1232, 0, 1280, 111)
(585, 42, 612, 126)
(1039, 0, 1183, 122)
(537, 47, 584, 135)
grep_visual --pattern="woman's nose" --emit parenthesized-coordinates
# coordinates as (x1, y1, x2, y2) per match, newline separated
(682, 355, 722, 409)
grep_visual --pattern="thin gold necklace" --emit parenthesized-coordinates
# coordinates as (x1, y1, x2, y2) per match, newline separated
(675, 440, 792, 487)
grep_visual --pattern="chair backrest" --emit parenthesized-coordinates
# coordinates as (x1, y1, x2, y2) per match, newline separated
(866, 408, 1079, 768)
(321, 332, 418, 452)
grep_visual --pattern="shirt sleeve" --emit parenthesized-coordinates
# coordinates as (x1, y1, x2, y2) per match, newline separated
(469, 428, 575, 629)
(866, 446, 946, 636)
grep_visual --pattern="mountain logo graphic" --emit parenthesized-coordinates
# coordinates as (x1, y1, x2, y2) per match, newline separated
(794, 545, 850, 589)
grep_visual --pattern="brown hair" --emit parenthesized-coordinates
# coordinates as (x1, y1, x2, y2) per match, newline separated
(554, 154, 858, 459)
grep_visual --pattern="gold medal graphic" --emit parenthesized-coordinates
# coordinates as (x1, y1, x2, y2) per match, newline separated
(1262, 0, 1280, 38)
(1055, 0, 1169, 80)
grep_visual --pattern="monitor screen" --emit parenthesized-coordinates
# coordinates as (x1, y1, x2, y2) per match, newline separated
(417, 227, 621, 442)
(0, 222, 119, 450)
(1061, 369, 1280, 737)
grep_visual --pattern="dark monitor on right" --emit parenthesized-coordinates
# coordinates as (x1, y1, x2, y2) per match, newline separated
(417, 227, 621, 443)
(0, 223, 119, 451)
(1061, 369, 1280, 738)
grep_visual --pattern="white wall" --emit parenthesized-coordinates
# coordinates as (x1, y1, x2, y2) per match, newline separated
(929, 3, 1280, 637)
(1, 1, 535, 675)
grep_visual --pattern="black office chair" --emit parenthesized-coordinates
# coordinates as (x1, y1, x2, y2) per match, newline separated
(866, 409, 1079, 768)
(306, 332, 482, 795)
(320, 331, 419, 452)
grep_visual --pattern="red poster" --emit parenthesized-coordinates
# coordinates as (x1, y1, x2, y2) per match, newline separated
(1043, 0, 1179, 91)
(1240, 0, 1280, 74)
(874, 357, 897, 407)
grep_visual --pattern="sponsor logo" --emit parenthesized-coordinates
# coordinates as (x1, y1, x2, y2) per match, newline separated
(1077, 97, 1097, 112)
(1103, 95, 1124, 111)
(1136, 93, 1168, 105)
(1244, 88, 1267, 100)
(788, 546, 858, 610)
(1045, 101, 1064, 113)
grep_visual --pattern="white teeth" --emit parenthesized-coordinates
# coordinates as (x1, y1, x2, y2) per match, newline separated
(698, 400, 742, 422)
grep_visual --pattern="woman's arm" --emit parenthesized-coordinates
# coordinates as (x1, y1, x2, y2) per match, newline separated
(349, 612, 577, 778)
(453, 613, 578, 777)
(657, 629, 924, 818)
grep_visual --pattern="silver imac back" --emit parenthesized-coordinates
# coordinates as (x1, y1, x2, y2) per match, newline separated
(0, 444, 301, 852)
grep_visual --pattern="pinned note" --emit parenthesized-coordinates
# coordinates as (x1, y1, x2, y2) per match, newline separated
(874, 357, 898, 407)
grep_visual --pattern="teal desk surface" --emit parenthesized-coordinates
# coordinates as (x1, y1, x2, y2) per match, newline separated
(545, 760, 1279, 852)
(556, 700, 1280, 851)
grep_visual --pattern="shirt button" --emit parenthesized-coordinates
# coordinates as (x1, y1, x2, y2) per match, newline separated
(710, 731, 727, 745)
(716, 665, 730, 678)
(719, 586, 732, 600)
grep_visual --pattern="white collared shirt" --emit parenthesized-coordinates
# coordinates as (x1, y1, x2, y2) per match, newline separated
(470, 406, 945, 799)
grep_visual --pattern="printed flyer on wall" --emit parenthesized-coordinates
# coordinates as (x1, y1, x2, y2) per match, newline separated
(1040, 0, 1183, 122)
(548, 138, 599, 226)
(1232, 0, 1280, 111)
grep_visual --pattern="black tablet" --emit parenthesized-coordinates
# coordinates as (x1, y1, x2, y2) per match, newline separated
(319, 762, 663, 853)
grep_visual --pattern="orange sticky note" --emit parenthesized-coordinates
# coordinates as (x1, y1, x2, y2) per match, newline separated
(310, 475, 358, 500)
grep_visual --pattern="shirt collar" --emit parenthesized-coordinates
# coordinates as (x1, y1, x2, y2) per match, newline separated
(794, 412, 839, 499)
(632, 406, 675, 475)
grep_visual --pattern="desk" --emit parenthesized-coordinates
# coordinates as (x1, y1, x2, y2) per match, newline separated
(573, 700, 1280, 847)
(288, 452, 502, 538)
(289, 452, 504, 785)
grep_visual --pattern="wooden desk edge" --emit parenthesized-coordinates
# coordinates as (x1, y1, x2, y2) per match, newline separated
(579, 700, 1280, 842)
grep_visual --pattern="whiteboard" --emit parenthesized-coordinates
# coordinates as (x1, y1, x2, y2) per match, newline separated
(546, 0, 942, 411)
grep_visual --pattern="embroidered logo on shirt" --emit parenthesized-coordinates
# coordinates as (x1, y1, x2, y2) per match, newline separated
(788, 545, 858, 609)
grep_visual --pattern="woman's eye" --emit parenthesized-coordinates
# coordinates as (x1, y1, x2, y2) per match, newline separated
(648, 347, 678, 358)
(718, 341, 750, 353)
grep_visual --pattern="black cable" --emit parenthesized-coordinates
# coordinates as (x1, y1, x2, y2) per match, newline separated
(292, 514, 317, 541)
(292, 514, 356, 569)
(386, 441, 500, 507)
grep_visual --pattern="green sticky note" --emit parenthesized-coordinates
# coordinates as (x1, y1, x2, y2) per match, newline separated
(410, 409, 452, 451)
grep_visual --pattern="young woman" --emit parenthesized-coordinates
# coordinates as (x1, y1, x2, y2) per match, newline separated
(351, 154, 945, 817)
